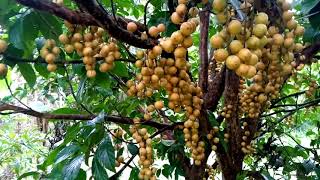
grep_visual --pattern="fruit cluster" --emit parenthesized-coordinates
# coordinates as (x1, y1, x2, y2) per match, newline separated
(306, 80, 318, 97)
(130, 118, 156, 180)
(126, 0, 206, 166)
(0, 39, 8, 76)
(40, 39, 60, 72)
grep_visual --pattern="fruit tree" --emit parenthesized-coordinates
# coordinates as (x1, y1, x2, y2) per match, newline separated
(0, 0, 320, 179)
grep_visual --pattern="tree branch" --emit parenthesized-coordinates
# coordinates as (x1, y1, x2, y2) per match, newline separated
(198, 4, 210, 92)
(0, 103, 173, 130)
(16, 0, 156, 49)
(73, 0, 157, 49)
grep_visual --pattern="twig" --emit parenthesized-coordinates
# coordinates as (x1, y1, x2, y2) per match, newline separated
(110, 0, 119, 25)
(64, 66, 94, 115)
(109, 154, 137, 180)
(4, 77, 33, 111)
(144, 0, 152, 29)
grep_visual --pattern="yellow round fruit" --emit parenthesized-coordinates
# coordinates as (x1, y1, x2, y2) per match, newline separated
(254, 12, 269, 24)
(273, 34, 284, 46)
(245, 66, 256, 78)
(212, 0, 227, 12)
(294, 25, 305, 36)
(282, 11, 293, 21)
(229, 40, 243, 54)
(282, 64, 292, 75)
(86, 70, 96, 78)
(0, 63, 8, 76)
(268, 26, 279, 36)
(157, 23, 166, 32)
(160, 39, 174, 53)
(248, 53, 258, 65)
(148, 26, 159, 37)
(214, 48, 229, 62)
(282, 1, 291, 11)
(188, 7, 199, 18)
(174, 46, 187, 58)
(154, 101, 164, 109)
(226, 55, 241, 70)
(99, 63, 113, 72)
(0, 40, 8, 53)
(237, 48, 252, 63)
(45, 53, 56, 63)
(253, 24, 267, 38)
(170, 31, 184, 44)
(127, 22, 138, 32)
(47, 64, 57, 72)
(286, 19, 297, 30)
(284, 38, 294, 48)
(180, 22, 194, 36)
(182, 36, 193, 48)
(176, 4, 187, 16)
(228, 20, 242, 35)
(246, 36, 260, 49)
(210, 35, 224, 48)
(216, 12, 229, 24)
(235, 64, 249, 77)
(171, 12, 183, 24)
(58, 34, 69, 44)
(65, 44, 74, 53)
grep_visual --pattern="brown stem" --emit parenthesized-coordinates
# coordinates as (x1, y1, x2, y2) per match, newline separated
(199, 6, 210, 92)
(0, 103, 174, 130)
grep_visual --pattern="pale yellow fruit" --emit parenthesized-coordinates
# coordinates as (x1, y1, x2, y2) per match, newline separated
(273, 34, 284, 46)
(237, 48, 252, 63)
(226, 55, 241, 70)
(254, 12, 269, 24)
(216, 12, 229, 24)
(176, 4, 187, 16)
(171, 12, 183, 24)
(214, 49, 229, 62)
(282, 11, 293, 21)
(248, 53, 258, 65)
(47, 64, 57, 72)
(127, 22, 138, 32)
(229, 40, 243, 54)
(253, 24, 267, 38)
(294, 25, 305, 36)
(157, 23, 166, 32)
(228, 20, 242, 35)
(0, 63, 8, 76)
(246, 36, 260, 49)
(86, 70, 96, 78)
(212, 0, 227, 12)
(235, 64, 249, 77)
(210, 35, 224, 48)
(58, 34, 69, 44)
(154, 101, 164, 109)
(245, 66, 256, 78)
(286, 19, 297, 30)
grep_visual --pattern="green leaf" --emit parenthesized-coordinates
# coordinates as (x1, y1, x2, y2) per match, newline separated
(18, 63, 36, 88)
(76, 169, 87, 180)
(96, 135, 116, 172)
(129, 167, 139, 180)
(34, 11, 62, 41)
(51, 108, 83, 115)
(55, 144, 80, 164)
(18, 171, 40, 180)
(110, 62, 129, 77)
(9, 17, 24, 50)
(92, 157, 109, 180)
(62, 155, 84, 180)
(301, 0, 320, 14)
(128, 144, 139, 155)
(34, 63, 49, 78)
